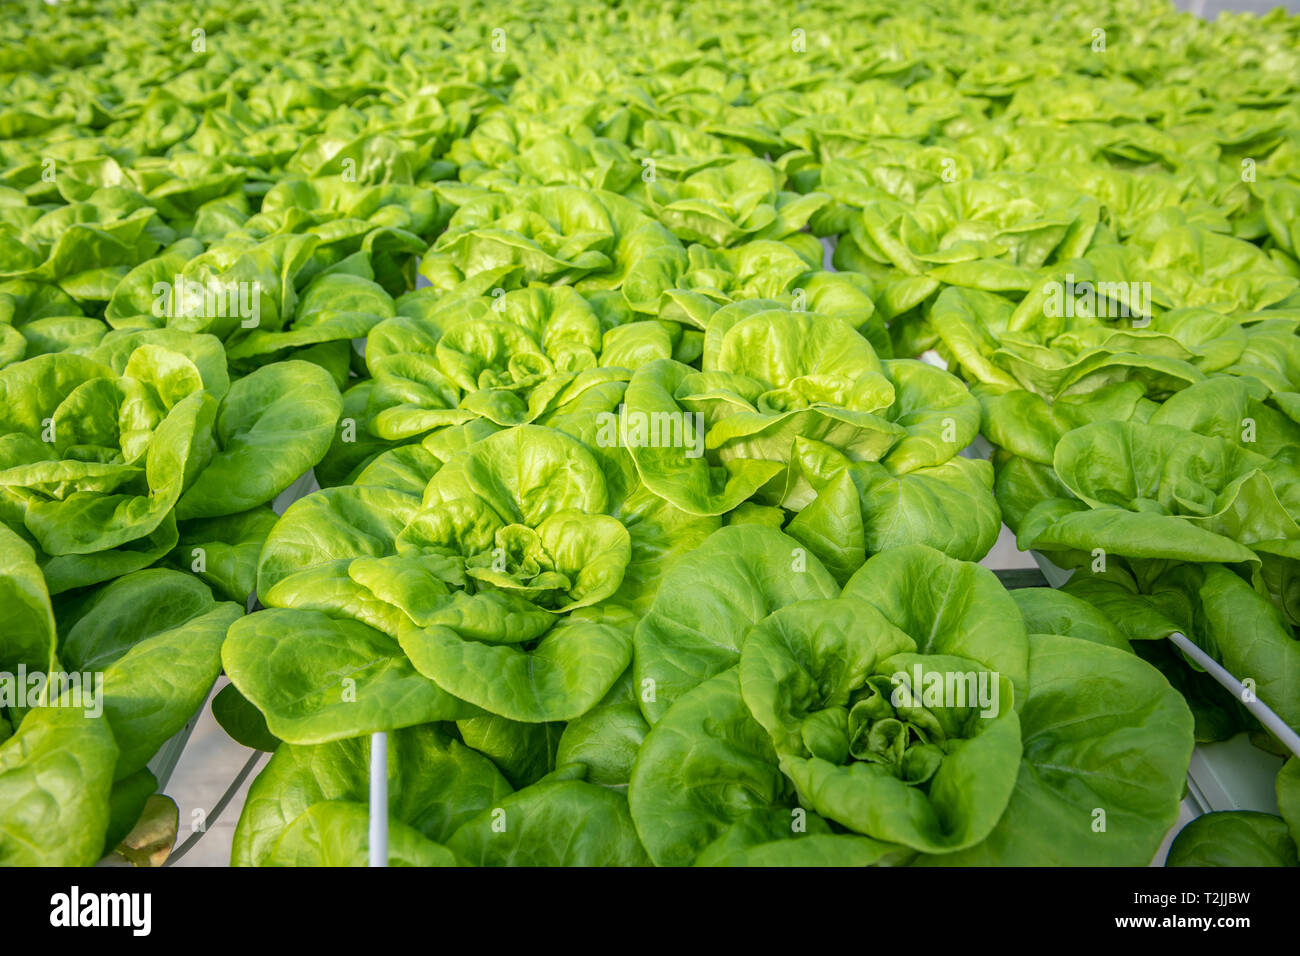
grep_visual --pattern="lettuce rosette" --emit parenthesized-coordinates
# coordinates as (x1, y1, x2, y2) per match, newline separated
(0, 193, 174, 307)
(1122, 212, 1299, 315)
(656, 237, 827, 321)
(779, 83, 946, 162)
(417, 185, 687, 314)
(363, 275, 878, 451)
(363, 261, 892, 457)
(227, 421, 718, 745)
(1050, 161, 1244, 241)
(921, 242, 1298, 407)
(0, 340, 341, 596)
(623, 117, 760, 182)
(245, 176, 448, 291)
(614, 299, 995, 567)
(0, 526, 241, 865)
(839, 175, 1100, 296)
(807, 147, 985, 237)
(104, 233, 317, 344)
(447, 109, 643, 194)
(928, 287, 1300, 568)
(106, 237, 410, 388)
(1225, 317, 1300, 424)
(1017, 417, 1300, 566)
(986, 375, 1300, 570)
(929, 285, 1206, 398)
(974, 372, 1300, 750)
(628, 526, 1193, 866)
(0, 278, 110, 370)
(661, 266, 892, 360)
(932, 275, 1299, 393)
(220, 263, 396, 381)
(18, 152, 247, 239)
(643, 156, 829, 248)
(229, 723, 649, 867)
(362, 284, 648, 439)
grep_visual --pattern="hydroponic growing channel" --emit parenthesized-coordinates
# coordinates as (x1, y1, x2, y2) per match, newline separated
(1, 0, 1298, 871)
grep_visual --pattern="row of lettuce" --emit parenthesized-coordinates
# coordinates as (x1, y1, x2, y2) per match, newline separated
(1, 0, 1299, 866)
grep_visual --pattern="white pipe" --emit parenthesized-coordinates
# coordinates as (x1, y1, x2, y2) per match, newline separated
(369, 732, 388, 867)
(1168, 632, 1300, 759)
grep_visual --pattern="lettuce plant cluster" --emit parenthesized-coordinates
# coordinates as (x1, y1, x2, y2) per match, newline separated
(0, 0, 1298, 866)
